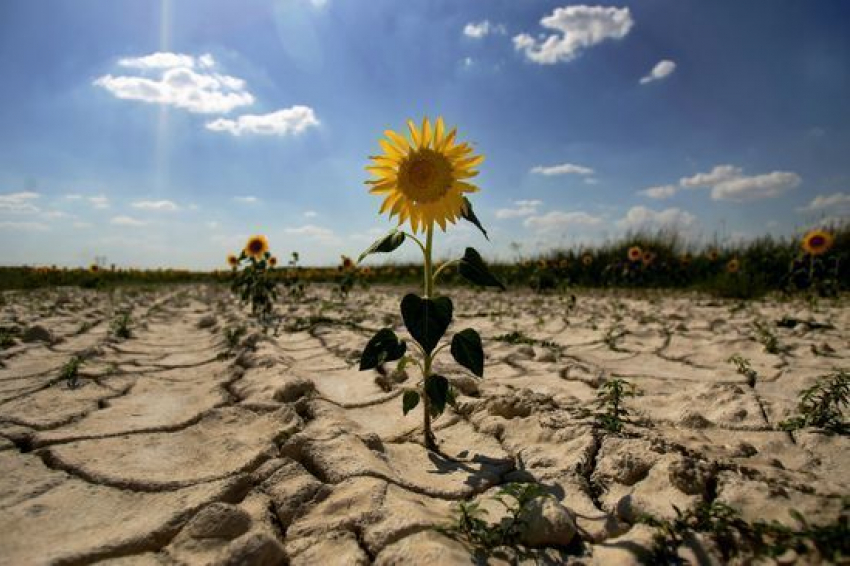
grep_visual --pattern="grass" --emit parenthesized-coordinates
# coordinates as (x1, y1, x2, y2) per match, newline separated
(60, 356, 83, 389)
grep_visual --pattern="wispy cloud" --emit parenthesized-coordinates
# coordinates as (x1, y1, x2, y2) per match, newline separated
(680, 165, 742, 188)
(110, 215, 146, 227)
(95, 52, 254, 114)
(0, 191, 40, 214)
(89, 195, 110, 209)
(463, 20, 506, 39)
(514, 5, 633, 64)
(495, 200, 543, 219)
(283, 224, 338, 244)
(233, 196, 259, 204)
(304, 210, 318, 218)
(638, 184, 677, 199)
(798, 192, 850, 213)
(131, 199, 179, 211)
(0, 220, 49, 231)
(681, 165, 800, 201)
(530, 162, 594, 176)
(640, 59, 676, 84)
(616, 206, 696, 231)
(206, 106, 319, 136)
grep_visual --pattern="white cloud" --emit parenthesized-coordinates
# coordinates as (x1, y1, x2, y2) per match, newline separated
(639, 59, 676, 85)
(495, 200, 543, 219)
(89, 195, 109, 209)
(463, 20, 506, 39)
(513, 5, 633, 64)
(110, 215, 146, 227)
(206, 106, 319, 136)
(233, 196, 259, 204)
(73, 221, 93, 229)
(530, 162, 594, 176)
(95, 55, 254, 114)
(283, 224, 338, 244)
(798, 192, 850, 212)
(304, 210, 318, 218)
(41, 210, 71, 219)
(524, 210, 603, 232)
(64, 194, 83, 200)
(638, 184, 677, 199)
(118, 52, 198, 69)
(0, 220, 49, 231)
(206, 221, 220, 229)
(710, 172, 801, 202)
(616, 206, 696, 231)
(131, 199, 179, 211)
(679, 165, 742, 188)
(0, 191, 40, 214)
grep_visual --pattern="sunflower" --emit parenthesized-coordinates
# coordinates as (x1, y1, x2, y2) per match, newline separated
(227, 254, 239, 268)
(627, 246, 642, 262)
(244, 235, 269, 259)
(90, 264, 100, 273)
(706, 249, 719, 262)
(582, 253, 593, 266)
(726, 258, 740, 274)
(680, 253, 692, 266)
(269, 256, 278, 267)
(642, 251, 656, 266)
(801, 229, 834, 256)
(341, 255, 354, 270)
(366, 117, 484, 233)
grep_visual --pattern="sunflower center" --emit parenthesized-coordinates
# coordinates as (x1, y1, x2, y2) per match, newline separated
(398, 149, 453, 204)
(809, 235, 825, 248)
(249, 241, 263, 254)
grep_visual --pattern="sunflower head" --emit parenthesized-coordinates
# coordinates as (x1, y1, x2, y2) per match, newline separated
(227, 254, 239, 268)
(642, 251, 656, 266)
(269, 256, 278, 267)
(366, 117, 484, 233)
(726, 258, 740, 274)
(802, 229, 834, 256)
(627, 246, 642, 262)
(706, 249, 719, 262)
(341, 255, 354, 270)
(90, 264, 100, 273)
(582, 253, 593, 266)
(244, 235, 269, 259)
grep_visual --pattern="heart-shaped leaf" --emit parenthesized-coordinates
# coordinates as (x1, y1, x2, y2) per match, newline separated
(358, 230, 406, 263)
(425, 374, 449, 416)
(458, 247, 506, 290)
(451, 328, 484, 378)
(460, 197, 489, 240)
(400, 294, 453, 354)
(402, 389, 420, 415)
(359, 328, 407, 371)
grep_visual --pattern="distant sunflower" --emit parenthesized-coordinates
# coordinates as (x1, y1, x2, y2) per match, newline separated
(269, 256, 278, 267)
(680, 253, 692, 266)
(801, 229, 834, 256)
(90, 264, 100, 273)
(582, 253, 593, 266)
(366, 117, 484, 233)
(726, 258, 740, 274)
(227, 254, 239, 268)
(642, 251, 656, 266)
(706, 249, 719, 262)
(341, 255, 354, 270)
(627, 246, 642, 262)
(244, 235, 269, 259)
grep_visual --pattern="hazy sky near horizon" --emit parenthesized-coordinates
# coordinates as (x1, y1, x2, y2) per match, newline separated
(1, 0, 848, 268)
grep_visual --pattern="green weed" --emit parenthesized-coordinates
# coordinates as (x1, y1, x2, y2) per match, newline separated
(780, 369, 849, 434)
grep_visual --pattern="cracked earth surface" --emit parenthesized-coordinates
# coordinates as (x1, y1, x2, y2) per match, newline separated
(0, 285, 847, 565)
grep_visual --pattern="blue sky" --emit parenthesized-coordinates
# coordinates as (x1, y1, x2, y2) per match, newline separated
(1, 0, 848, 268)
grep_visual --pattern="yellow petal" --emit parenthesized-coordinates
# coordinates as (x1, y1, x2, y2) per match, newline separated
(454, 181, 480, 193)
(369, 155, 399, 168)
(384, 130, 409, 153)
(407, 119, 421, 149)
(439, 128, 457, 152)
(455, 154, 485, 169)
(421, 117, 432, 149)
(379, 139, 403, 160)
(434, 117, 445, 149)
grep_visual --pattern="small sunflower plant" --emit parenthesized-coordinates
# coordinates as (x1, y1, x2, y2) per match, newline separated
(228, 235, 279, 330)
(281, 251, 307, 300)
(786, 229, 840, 296)
(358, 117, 505, 450)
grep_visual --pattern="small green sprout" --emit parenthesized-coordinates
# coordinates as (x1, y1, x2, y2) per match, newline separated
(728, 354, 758, 387)
(780, 369, 849, 434)
(60, 356, 83, 390)
(110, 312, 132, 340)
(595, 378, 637, 433)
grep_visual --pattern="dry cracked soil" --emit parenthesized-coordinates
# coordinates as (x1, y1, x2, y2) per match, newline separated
(0, 285, 847, 565)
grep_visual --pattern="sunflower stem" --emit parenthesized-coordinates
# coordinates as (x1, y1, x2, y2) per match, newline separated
(401, 231, 428, 257)
(432, 259, 461, 284)
(421, 222, 437, 450)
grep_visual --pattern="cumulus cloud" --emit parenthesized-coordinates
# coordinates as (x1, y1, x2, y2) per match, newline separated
(638, 184, 677, 199)
(233, 196, 259, 204)
(524, 210, 603, 232)
(616, 206, 696, 231)
(463, 20, 506, 38)
(639, 59, 676, 84)
(0, 191, 40, 214)
(513, 5, 633, 64)
(206, 106, 319, 136)
(131, 200, 179, 211)
(95, 52, 255, 114)
(679, 165, 743, 188)
(110, 215, 146, 227)
(798, 192, 850, 212)
(710, 172, 800, 202)
(495, 200, 543, 219)
(530, 163, 594, 176)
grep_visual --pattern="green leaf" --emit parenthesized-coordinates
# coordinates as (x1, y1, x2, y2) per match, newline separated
(402, 389, 420, 415)
(425, 374, 449, 416)
(400, 294, 453, 354)
(458, 247, 506, 290)
(460, 197, 489, 240)
(358, 230, 406, 263)
(359, 328, 407, 371)
(451, 328, 484, 377)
